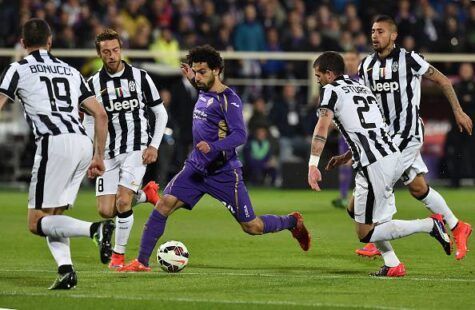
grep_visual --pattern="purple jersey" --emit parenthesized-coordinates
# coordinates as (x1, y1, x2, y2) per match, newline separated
(187, 87, 247, 174)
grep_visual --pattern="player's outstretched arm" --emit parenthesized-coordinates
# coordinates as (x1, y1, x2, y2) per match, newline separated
(82, 96, 108, 178)
(308, 108, 334, 191)
(423, 65, 473, 135)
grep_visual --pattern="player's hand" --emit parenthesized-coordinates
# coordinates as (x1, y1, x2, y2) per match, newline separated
(325, 154, 350, 171)
(308, 165, 322, 191)
(142, 146, 158, 164)
(454, 110, 473, 135)
(196, 141, 211, 154)
(180, 63, 194, 81)
(88, 154, 105, 179)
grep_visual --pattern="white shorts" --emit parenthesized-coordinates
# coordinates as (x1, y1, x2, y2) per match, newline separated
(353, 152, 404, 224)
(396, 138, 428, 185)
(28, 134, 93, 209)
(96, 151, 146, 196)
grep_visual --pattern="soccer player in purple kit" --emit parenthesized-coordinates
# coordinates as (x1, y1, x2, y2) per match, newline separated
(118, 45, 311, 272)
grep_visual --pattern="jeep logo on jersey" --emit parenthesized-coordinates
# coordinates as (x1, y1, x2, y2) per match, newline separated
(370, 80, 399, 93)
(105, 98, 139, 112)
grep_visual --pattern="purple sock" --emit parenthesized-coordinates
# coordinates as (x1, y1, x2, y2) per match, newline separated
(339, 166, 352, 199)
(260, 215, 297, 233)
(137, 209, 167, 266)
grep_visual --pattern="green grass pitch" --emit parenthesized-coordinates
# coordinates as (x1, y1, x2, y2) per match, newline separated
(0, 188, 474, 309)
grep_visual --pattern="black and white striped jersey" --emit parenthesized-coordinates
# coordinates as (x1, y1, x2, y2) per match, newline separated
(319, 76, 398, 168)
(0, 49, 91, 138)
(84, 61, 162, 159)
(358, 47, 429, 150)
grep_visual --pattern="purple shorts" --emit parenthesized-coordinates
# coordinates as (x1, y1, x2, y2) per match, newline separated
(163, 164, 256, 223)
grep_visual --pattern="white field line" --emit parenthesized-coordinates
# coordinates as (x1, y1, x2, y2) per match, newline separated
(0, 291, 411, 310)
(0, 269, 474, 283)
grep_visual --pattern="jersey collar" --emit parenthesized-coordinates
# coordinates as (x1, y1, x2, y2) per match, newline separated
(334, 75, 350, 81)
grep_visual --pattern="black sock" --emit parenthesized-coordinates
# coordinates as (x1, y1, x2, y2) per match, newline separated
(89, 222, 100, 239)
(58, 264, 74, 275)
(117, 209, 133, 218)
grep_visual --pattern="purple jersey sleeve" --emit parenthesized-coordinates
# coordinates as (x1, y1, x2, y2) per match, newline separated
(209, 92, 247, 152)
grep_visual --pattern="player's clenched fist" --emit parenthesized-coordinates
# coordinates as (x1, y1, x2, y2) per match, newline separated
(196, 141, 211, 154)
(88, 155, 105, 178)
(142, 146, 158, 164)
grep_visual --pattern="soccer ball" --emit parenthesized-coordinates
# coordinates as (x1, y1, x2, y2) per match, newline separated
(157, 240, 189, 272)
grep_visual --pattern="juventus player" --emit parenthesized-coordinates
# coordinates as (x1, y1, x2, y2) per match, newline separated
(341, 15, 472, 260)
(0, 19, 114, 289)
(83, 29, 167, 269)
(308, 51, 452, 277)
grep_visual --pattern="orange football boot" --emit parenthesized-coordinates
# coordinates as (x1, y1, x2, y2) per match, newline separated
(117, 259, 151, 272)
(355, 243, 381, 258)
(142, 181, 160, 206)
(370, 263, 406, 277)
(289, 212, 311, 251)
(452, 221, 472, 260)
(108, 252, 125, 269)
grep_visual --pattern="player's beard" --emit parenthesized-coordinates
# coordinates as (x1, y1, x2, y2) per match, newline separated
(196, 75, 215, 91)
(105, 60, 122, 74)
(373, 39, 390, 53)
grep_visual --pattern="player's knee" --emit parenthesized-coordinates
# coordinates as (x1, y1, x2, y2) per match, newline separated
(98, 208, 115, 219)
(28, 216, 46, 236)
(240, 221, 263, 235)
(155, 199, 173, 216)
(28, 221, 37, 234)
(116, 197, 132, 213)
(241, 225, 261, 235)
(97, 203, 115, 218)
(408, 177, 429, 199)
(357, 228, 374, 243)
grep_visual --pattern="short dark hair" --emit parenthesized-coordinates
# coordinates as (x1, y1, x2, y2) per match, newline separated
(313, 51, 345, 76)
(22, 18, 52, 48)
(95, 28, 122, 53)
(373, 14, 398, 32)
(186, 45, 224, 74)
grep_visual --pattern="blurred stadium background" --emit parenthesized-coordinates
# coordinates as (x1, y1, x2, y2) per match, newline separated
(0, 0, 474, 189)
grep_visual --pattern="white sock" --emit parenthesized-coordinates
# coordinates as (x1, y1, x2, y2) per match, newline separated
(370, 219, 433, 242)
(47, 236, 73, 267)
(41, 215, 91, 238)
(114, 211, 134, 254)
(135, 190, 147, 204)
(421, 187, 458, 230)
(374, 241, 400, 267)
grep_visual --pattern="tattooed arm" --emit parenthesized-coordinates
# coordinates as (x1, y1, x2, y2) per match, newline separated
(423, 65, 473, 135)
(308, 107, 334, 191)
(310, 108, 334, 156)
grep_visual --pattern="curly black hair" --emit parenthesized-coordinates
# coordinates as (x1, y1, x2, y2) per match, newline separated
(186, 45, 224, 74)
